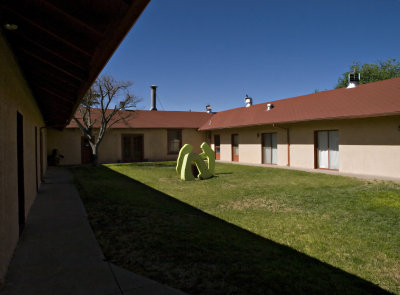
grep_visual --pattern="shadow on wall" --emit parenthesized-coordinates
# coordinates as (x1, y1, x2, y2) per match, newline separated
(73, 166, 390, 295)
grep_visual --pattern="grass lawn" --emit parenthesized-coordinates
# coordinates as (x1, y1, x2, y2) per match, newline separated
(70, 162, 400, 294)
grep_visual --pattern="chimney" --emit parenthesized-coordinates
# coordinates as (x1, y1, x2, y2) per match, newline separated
(150, 85, 157, 111)
(206, 104, 212, 113)
(347, 73, 360, 88)
(245, 94, 253, 107)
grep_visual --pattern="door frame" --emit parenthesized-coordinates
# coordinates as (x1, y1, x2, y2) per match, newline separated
(81, 136, 93, 164)
(261, 132, 277, 165)
(17, 112, 25, 235)
(39, 128, 44, 181)
(214, 134, 220, 160)
(35, 127, 38, 191)
(121, 134, 144, 162)
(314, 130, 339, 171)
(231, 134, 239, 162)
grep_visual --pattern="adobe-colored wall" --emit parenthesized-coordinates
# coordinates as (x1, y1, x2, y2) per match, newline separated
(47, 128, 82, 165)
(211, 126, 289, 166)
(289, 117, 400, 178)
(0, 33, 46, 283)
(47, 127, 208, 165)
(210, 116, 400, 179)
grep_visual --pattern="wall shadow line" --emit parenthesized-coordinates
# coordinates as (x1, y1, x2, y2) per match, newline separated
(72, 165, 392, 295)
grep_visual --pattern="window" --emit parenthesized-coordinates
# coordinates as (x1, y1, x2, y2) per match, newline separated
(262, 133, 277, 164)
(168, 129, 182, 154)
(316, 130, 339, 170)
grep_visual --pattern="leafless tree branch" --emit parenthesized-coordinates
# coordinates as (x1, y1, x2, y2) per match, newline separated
(72, 75, 140, 165)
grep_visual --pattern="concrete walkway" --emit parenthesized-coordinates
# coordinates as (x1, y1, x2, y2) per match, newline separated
(217, 160, 400, 183)
(0, 167, 186, 295)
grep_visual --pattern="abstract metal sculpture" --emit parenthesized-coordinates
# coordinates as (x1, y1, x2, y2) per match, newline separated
(176, 142, 215, 181)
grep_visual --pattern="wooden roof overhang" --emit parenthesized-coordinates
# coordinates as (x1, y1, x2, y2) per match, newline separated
(0, 0, 150, 127)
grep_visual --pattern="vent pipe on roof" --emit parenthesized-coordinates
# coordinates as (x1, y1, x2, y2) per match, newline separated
(347, 73, 360, 88)
(150, 85, 157, 111)
(245, 94, 252, 107)
(206, 104, 212, 113)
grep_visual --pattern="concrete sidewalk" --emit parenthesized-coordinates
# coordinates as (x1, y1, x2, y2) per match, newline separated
(0, 167, 186, 295)
(217, 160, 400, 183)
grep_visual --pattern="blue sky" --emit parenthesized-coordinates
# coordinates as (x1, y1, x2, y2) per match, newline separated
(101, 0, 400, 112)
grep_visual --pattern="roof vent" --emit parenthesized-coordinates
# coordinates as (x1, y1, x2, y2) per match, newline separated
(206, 104, 212, 113)
(347, 73, 360, 88)
(266, 103, 274, 111)
(245, 94, 252, 107)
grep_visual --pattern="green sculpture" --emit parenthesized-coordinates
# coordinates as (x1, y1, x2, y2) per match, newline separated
(176, 144, 193, 176)
(176, 142, 215, 181)
(199, 142, 215, 175)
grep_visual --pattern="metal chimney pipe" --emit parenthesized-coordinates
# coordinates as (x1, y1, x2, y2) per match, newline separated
(150, 85, 157, 111)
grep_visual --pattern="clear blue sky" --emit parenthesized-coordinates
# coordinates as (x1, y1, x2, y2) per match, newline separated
(101, 0, 400, 112)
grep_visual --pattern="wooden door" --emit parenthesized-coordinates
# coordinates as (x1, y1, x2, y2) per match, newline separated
(35, 127, 38, 191)
(231, 134, 239, 162)
(214, 135, 220, 160)
(81, 137, 92, 164)
(17, 112, 25, 235)
(39, 128, 44, 181)
(122, 134, 144, 162)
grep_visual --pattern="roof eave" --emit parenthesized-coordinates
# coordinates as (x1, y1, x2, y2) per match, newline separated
(199, 111, 400, 131)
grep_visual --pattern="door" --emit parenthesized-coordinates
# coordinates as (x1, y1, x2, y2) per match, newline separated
(262, 133, 277, 164)
(17, 112, 25, 235)
(231, 134, 239, 162)
(214, 135, 220, 160)
(316, 130, 339, 170)
(35, 127, 38, 191)
(122, 134, 144, 162)
(81, 137, 92, 164)
(39, 128, 44, 181)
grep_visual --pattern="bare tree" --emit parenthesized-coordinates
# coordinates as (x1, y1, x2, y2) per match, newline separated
(73, 75, 139, 165)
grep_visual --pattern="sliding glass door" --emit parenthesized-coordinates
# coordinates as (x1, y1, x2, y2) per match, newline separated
(262, 133, 277, 164)
(316, 130, 339, 170)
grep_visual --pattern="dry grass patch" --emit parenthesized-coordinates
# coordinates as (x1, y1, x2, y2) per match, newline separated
(220, 198, 302, 212)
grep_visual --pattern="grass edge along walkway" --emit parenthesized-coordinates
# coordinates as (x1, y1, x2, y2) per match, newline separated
(70, 162, 400, 295)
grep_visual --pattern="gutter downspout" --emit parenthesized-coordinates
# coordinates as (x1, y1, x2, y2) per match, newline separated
(272, 124, 290, 167)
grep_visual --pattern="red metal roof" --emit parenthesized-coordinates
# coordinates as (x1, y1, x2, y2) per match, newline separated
(68, 109, 213, 129)
(199, 77, 400, 130)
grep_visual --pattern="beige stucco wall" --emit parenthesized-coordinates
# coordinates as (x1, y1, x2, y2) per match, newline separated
(211, 126, 289, 166)
(48, 127, 208, 165)
(47, 128, 82, 165)
(0, 33, 46, 283)
(289, 116, 400, 178)
(210, 116, 400, 179)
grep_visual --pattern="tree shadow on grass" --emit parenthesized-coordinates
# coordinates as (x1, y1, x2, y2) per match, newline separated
(73, 166, 392, 295)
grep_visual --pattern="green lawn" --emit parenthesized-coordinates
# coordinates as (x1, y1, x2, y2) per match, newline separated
(70, 162, 400, 294)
